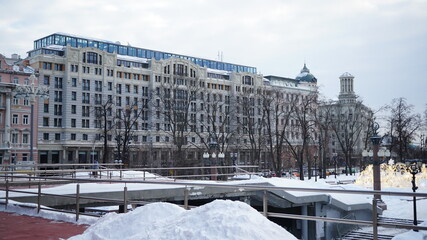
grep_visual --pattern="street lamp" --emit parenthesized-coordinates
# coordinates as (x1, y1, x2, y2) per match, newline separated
(370, 122, 383, 202)
(314, 151, 318, 182)
(13, 74, 49, 164)
(405, 161, 423, 231)
(332, 152, 338, 179)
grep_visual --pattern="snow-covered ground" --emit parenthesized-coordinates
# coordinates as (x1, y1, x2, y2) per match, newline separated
(1, 171, 427, 239)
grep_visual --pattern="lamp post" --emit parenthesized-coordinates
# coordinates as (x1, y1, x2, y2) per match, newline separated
(370, 122, 382, 201)
(314, 151, 318, 182)
(13, 74, 49, 164)
(332, 153, 338, 179)
(405, 161, 422, 231)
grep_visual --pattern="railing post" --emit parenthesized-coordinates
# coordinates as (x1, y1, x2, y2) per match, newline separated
(120, 170, 123, 180)
(5, 180, 9, 209)
(76, 184, 80, 222)
(143, 171, 146, 181)
(123, 186, 128, 213)
(263, 190, 268, 217)
(184, 186, 189, 210)
(37, 181, 41, 213)
(372, 198, 378, 240)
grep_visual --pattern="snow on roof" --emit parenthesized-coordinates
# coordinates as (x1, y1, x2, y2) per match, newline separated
(69, 200, 297, 240)
(23, 66, 35, 74)
(43, 44, 65, 51)
(117, 54, 149, 63)
(206, 68, 231, 75)
(340, 72, 354, 78)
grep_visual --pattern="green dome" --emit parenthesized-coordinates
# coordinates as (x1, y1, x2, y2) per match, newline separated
(296, 63, 317, 83)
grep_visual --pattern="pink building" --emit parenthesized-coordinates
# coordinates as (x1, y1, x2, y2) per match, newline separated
(0, 53, 39, 166)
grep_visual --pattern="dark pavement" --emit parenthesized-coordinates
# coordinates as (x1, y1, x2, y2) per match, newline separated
(0, 212, 88, 240)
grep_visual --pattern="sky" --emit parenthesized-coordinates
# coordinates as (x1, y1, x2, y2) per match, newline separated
(1, 0, 426, 116)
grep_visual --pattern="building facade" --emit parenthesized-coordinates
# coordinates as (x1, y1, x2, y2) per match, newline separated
(319, 72, 373, 172)
(0, 54, 39, 165)
(26, 33, 318, 169)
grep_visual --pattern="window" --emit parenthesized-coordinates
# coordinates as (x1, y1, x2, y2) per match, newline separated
(12, 133, 18, 143)
(82, 134, 88, 140)
(71, 133, 76, 140)
(72, 78, 77, 87)
(24, 78, 29, 85)
(13, 98, 19, 105)
(42, 117, 49, 126)
(71, 105, 76, 114)
(54, 91, 63, 102)
(108, 82, 112, 90)
(55, 133, 61, 140)
(54, 64, 63, 71)
(83, 79, 90, 91)
(54, 118, 62, 127)
(12, 114, 18, 124)
(43, 133, 49, 140)
(71, 65, 78, 72)
(54, 104, 62, 115)
(23, 115, 29, 125)
(82, 119, 90, 128)
(43, 75, 50, 85)
(71, 119, 76, 127)
(71, 91, 77, 100)
(22, 153, 28, 161)
(116, 84, 122, 94)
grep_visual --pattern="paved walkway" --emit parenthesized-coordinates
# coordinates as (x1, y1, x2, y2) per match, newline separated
(0, 212, 88, 240)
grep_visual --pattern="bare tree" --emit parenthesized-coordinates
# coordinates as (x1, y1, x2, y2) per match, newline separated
(315, 98, 335, 178)
(284, 92, 318, 180)
(237, 91, 265, 167)
(194, 91, 235, 162)
(154, 64, 201, 168)
(330, 100, 369, 175)
(262, 88, 294, 176)
(387, 97, 421, 162)
(114, 98, 145, 167)
(93, 96, 115, 164)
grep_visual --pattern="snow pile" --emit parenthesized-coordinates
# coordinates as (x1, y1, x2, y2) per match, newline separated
(69, 200, 297, 240)
(392, 221, 427, 240)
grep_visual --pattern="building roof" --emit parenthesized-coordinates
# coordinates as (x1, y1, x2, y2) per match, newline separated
(295, 63, 317, 83)
(340, 72, 354, 78)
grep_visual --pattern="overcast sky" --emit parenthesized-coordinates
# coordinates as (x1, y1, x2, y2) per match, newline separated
(1, 0, 426, 116)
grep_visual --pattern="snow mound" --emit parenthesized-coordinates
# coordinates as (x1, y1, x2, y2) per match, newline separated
(69, 200, 297, 240)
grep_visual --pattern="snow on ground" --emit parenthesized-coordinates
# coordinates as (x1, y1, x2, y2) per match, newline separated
(69, 200, 297, 240)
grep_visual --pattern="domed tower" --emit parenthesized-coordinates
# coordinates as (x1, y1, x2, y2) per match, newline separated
(338, 72, 356, 103)
(296, 63, 317, 84)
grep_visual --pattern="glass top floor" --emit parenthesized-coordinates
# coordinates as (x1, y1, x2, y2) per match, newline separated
(33, 33, 257, 74)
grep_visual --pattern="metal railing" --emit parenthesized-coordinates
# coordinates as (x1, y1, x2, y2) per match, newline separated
(1, 175, 427, 240)
(0, 165, 259, 183)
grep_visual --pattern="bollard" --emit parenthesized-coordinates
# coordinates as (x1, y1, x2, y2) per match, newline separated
(37, 182, 41, 213)
(5, 180, 9, 209)
(263, 190, 268, 217)
(76, 184, 80, 222)
(184, 186, 189, 210)
(123, 186, 128, 213)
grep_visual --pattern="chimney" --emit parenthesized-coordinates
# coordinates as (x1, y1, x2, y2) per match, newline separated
(11, 54, 20, 60)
